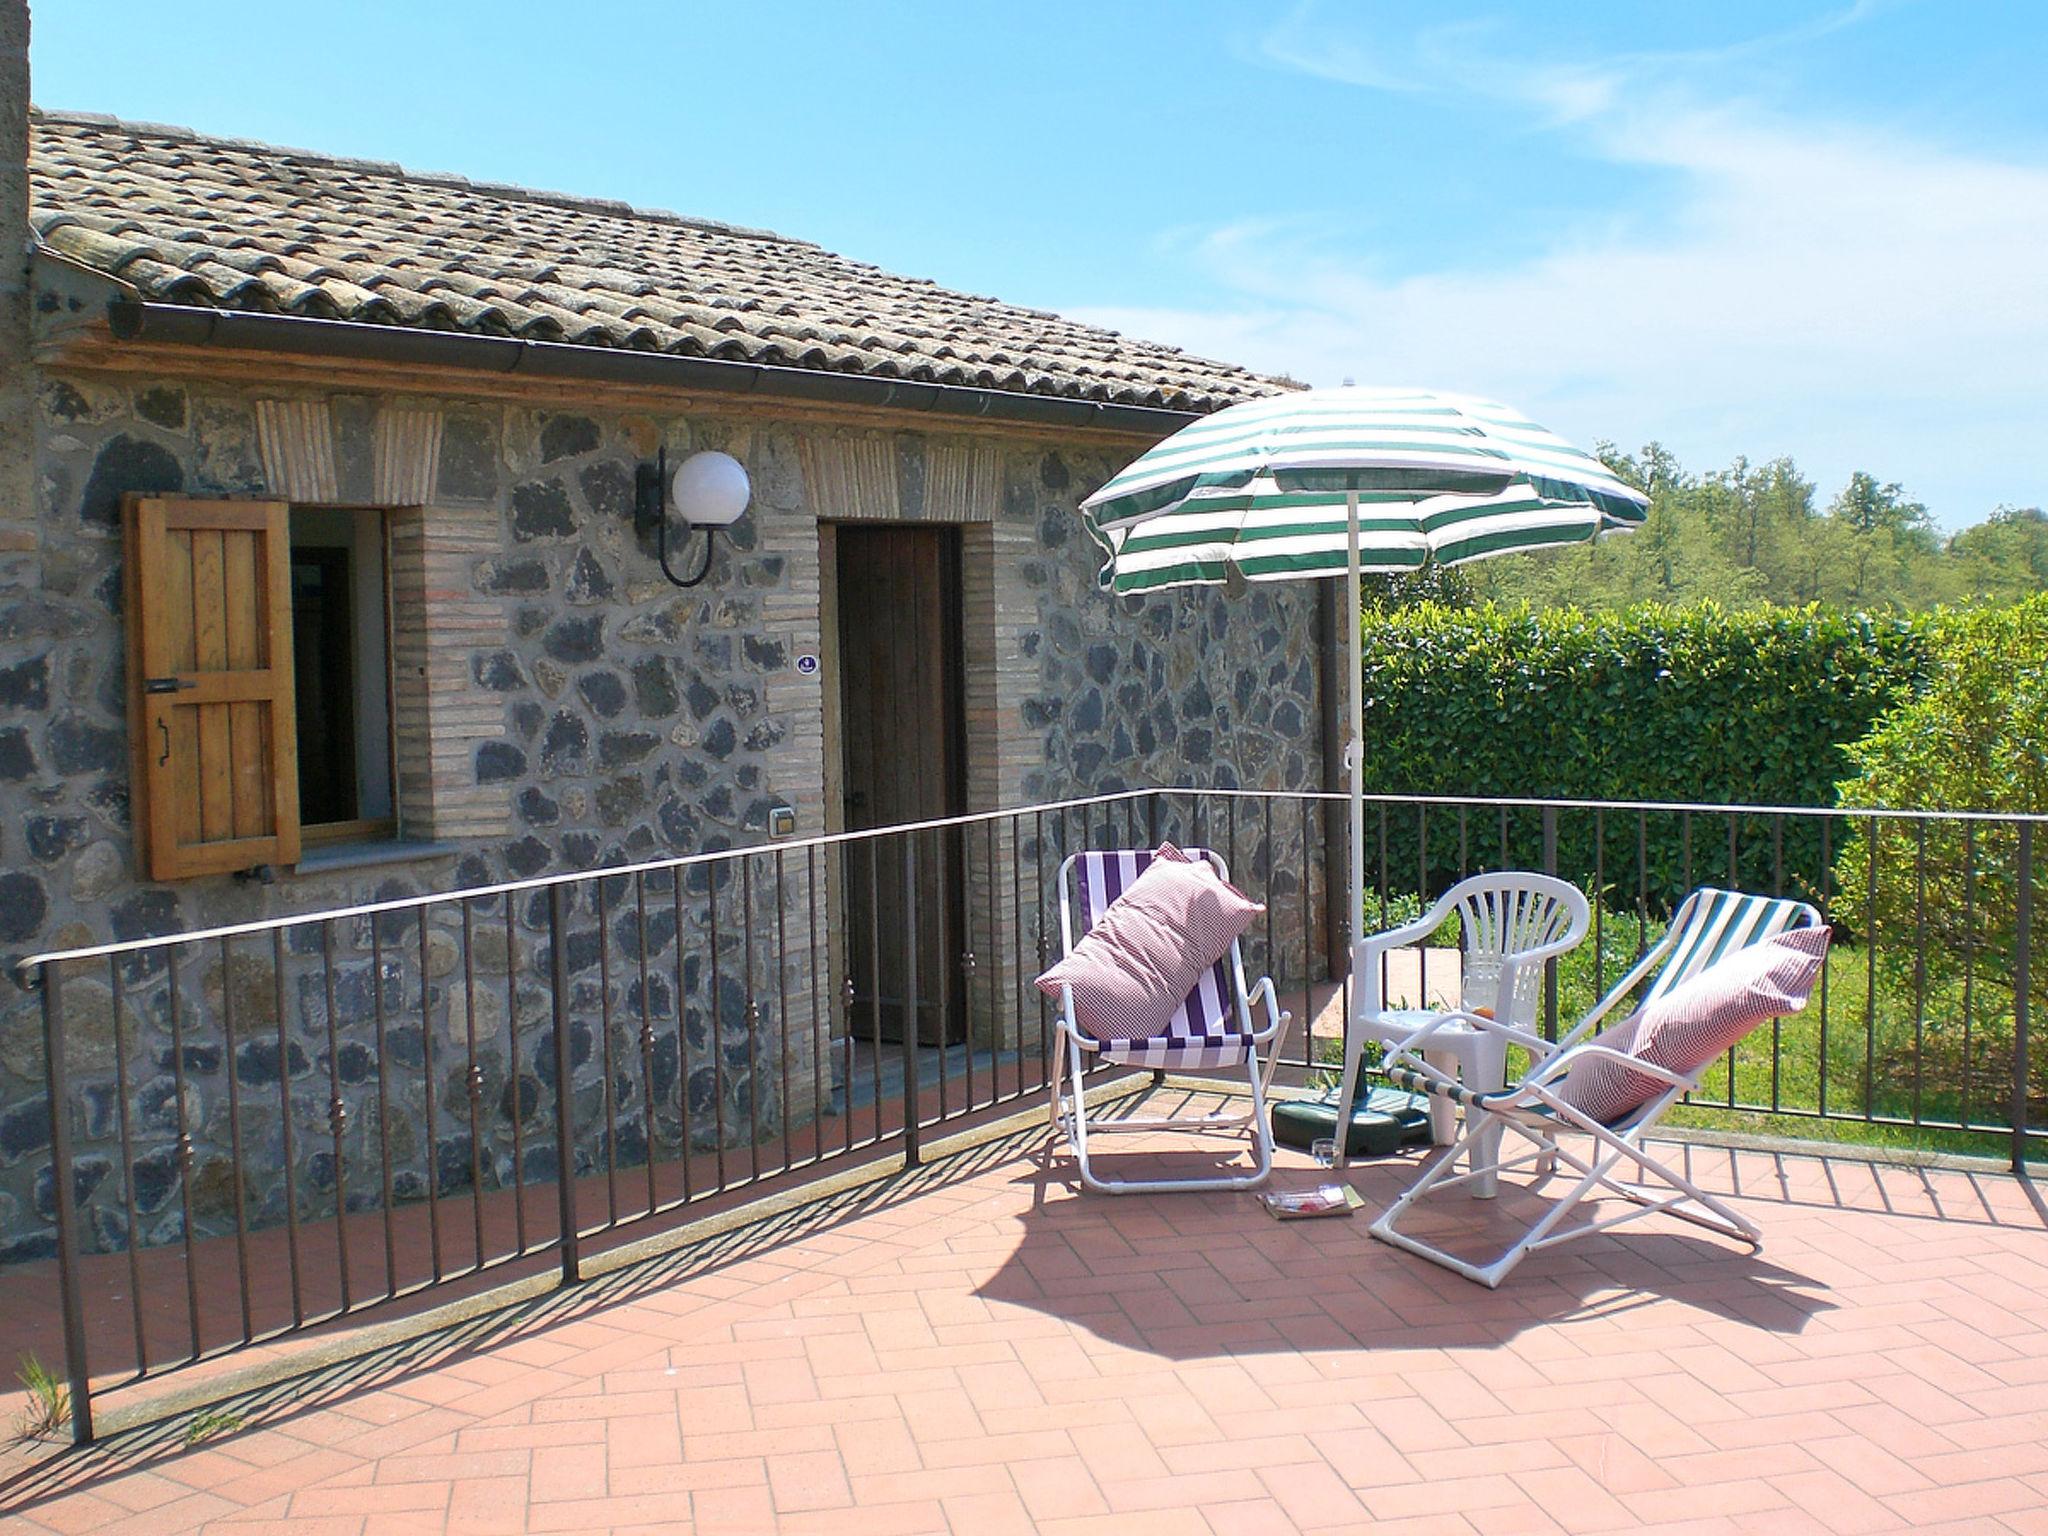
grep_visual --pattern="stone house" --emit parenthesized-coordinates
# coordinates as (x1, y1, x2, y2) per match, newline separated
(0, 65, 1337, 1253)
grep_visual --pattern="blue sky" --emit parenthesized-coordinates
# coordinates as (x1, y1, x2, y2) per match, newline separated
(30, 1, 2048, 528)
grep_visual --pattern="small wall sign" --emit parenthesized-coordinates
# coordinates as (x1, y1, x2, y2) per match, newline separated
(795, 653, 820, 676)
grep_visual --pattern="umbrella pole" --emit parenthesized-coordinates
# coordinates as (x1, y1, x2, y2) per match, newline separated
(1345, 488, 1365, 1030)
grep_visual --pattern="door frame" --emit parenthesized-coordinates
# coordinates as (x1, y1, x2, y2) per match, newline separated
(820, 520, 970, 1045)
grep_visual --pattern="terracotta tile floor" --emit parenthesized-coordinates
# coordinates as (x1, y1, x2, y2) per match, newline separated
(4, 1091, 2048, 1535)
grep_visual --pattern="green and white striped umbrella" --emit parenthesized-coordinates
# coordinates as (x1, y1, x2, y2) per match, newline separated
(1082, 386, 1648, 594)
(1080, 384, 1648, 1067)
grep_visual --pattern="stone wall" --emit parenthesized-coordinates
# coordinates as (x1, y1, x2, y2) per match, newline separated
(1021, 457, 1320, 803)
(0, 2, 29, 557)
(1018, 449, 1330, 1001)
(0, 366, 1327, 1259)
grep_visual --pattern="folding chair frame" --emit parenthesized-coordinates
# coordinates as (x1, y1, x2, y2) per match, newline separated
(1370, 1055, 1757, 1288)
(1368, 888, 1822, 1285)
(1049, 849, 1288, 1194)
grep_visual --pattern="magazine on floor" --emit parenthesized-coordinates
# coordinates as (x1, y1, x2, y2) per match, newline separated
(1258, 1183, 1366, 1220)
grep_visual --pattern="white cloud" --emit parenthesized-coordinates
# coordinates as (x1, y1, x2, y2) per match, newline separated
(1078, 5, 2048, 525)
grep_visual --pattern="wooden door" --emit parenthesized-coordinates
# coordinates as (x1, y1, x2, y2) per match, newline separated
(834, 525, 965, 1045)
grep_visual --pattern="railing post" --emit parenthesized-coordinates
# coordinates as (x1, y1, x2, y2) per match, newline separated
(1541, 805, 1560, 1042)
(902, 833, 920, 1170)
(548, 883, 581, 1284)
(40, 962, 94, 1445)
(2014, 822, 2032, 1173)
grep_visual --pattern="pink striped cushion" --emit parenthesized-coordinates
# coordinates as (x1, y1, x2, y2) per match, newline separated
(1551, 1013, 1651, 1125)
(1035, 844, 1263, 1042)
(1556, 924, 1830, 1124)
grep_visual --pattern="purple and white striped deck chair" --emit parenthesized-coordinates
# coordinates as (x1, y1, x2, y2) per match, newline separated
(1051, 848, 1287, 1193)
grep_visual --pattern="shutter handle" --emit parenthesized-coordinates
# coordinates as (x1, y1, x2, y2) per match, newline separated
(157, 717, 170, 766)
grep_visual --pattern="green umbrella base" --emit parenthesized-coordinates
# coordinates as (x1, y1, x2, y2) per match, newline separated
(1271, 1085, 1434, 1159)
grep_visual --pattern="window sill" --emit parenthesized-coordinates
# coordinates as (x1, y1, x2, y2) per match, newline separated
(293, 838, 462, 875)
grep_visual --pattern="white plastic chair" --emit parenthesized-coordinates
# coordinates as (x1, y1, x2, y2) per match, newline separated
(1049, 848, 1288, 1193)
(1370, 887, 1824, 1286)
(1332, 873, 1591, 1191)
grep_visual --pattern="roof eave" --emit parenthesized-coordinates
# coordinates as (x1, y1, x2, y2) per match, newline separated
(103, 299, 1212, 436)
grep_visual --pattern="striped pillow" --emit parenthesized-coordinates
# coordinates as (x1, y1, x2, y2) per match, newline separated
(1556, 924, 1830, 1124)
(1551, 1013, 1652, 1125)
(1036, 845, 1264, 1042)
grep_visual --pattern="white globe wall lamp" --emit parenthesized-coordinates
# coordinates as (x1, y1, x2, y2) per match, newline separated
(632, 447, 752, 588)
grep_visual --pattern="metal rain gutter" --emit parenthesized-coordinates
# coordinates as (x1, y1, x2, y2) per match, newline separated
(104, 300, 1206, 436)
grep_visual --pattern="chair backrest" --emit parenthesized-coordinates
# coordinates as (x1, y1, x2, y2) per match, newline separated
(1445, 873, 1591, 1029)
(1062, 848, 1248, 1046)
(1640, 887, 1823, 1010)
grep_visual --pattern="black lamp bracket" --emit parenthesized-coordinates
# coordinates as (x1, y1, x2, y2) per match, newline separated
(633, 445, 716, 589)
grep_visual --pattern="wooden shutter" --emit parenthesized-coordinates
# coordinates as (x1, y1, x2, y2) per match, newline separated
(125, 496, 301, 878)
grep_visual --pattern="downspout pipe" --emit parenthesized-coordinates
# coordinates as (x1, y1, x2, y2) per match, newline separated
(104, 300, 1206, 437)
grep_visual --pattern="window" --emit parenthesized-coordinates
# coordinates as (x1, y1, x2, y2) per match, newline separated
(288, 508, 395, 845)
(123, 496, 400, 880)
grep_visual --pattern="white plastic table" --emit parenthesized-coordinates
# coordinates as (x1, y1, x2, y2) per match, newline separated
(1375, 1006, 1509, 1198)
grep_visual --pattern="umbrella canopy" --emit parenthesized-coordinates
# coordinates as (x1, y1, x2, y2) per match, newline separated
(1087, 477, 1632, 594)
(1082, 387, 1647, 594)
(1078, 384, 1648, 1050)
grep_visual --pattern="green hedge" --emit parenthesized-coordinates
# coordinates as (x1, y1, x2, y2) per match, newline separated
(1358, 602, 1930, 907)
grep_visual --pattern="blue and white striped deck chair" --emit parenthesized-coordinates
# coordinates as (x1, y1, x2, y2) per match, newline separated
(1371, 887, 1824, 1286)
(1050, 848, 1288, 1194)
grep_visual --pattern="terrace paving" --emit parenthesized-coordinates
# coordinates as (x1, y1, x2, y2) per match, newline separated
(3, 1087, 2046, 1536)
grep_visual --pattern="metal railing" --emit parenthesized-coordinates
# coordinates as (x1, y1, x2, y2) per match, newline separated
(1342, 792, 2043, 1161)
(9, 787, 2043, 1443)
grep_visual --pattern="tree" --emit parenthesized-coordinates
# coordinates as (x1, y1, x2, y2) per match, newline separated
(1830, 472, 1934, 543)
(1596, 440, 1687, 498)
(1361, 561, 1475, 610)
(1949, 507, 2048, 604)
(1832, 598, 2048, 1113)
(1825, 472, 1940, 607)
(1470, 446, 1766, 610)
(1706, 455, 1813, 576)
(1836, 597, 2048, 815)
(1457, 446, 2042, 614)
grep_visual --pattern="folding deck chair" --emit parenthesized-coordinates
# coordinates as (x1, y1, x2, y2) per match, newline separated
(1049, 848, 1288, 1194)
(1369, 887, 1826, 1286)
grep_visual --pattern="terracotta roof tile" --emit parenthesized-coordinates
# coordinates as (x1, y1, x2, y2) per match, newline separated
(27, 110, 1277, 415)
